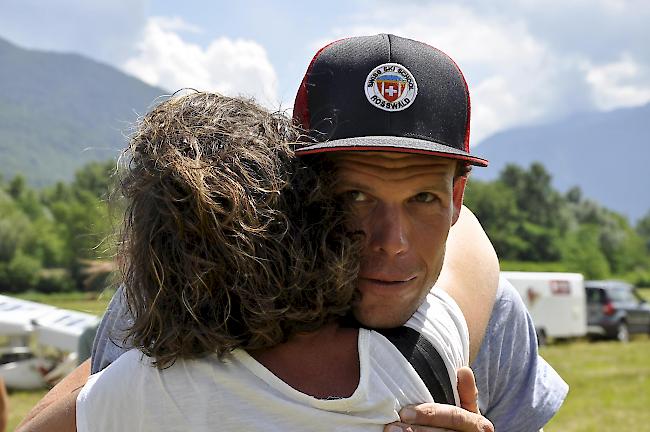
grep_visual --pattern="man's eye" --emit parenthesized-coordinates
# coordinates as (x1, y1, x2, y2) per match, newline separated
(344, 190, 368, 202)
(412, 192, 437, 203)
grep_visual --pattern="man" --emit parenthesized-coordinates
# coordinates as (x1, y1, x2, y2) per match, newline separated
(20, 34, 567, 432)
(288, 33, 567, 431)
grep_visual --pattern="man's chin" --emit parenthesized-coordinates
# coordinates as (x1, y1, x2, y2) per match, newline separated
(352, 307, 412, 329)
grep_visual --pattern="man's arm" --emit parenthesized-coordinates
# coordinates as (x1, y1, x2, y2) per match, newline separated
(437, 205, 499, 362)
(471, 277, 568, 431)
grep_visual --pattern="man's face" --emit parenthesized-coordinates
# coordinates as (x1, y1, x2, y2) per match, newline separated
(332, 151, 465, 328)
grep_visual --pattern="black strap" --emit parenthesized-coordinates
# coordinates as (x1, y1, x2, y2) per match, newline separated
(378, 326, 456, 405)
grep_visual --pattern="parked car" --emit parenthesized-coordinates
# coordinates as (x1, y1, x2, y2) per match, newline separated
(585, 280, 650, 342)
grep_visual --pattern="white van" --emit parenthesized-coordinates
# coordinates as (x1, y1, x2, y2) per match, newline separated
(502, 271, 587, 345)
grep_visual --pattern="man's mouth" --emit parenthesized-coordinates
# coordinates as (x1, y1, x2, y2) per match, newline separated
(357, 274, 418, 297)
(356, 276, 417, 301)
(360, 276, 416, 286)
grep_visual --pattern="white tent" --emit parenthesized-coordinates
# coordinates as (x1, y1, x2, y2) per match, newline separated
(33, 308, 99, 352)
(0, 294, 99, 350)
(0, 294, 56, 337)
(0, 294, 100, 389)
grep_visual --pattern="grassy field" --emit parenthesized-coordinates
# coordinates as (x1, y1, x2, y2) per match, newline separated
(639, 287, 650, 302)
(543, 287, 650, 431)
(4, 289, 650, 431)
(11, 290, 115, 316)
(542, 337, 650, 431)
(6, 389, 47, 431)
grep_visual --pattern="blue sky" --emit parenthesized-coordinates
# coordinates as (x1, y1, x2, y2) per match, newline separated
(1, 0, 648, 144)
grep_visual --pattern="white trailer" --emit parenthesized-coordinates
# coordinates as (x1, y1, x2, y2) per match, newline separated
(502, 271, 587, 345)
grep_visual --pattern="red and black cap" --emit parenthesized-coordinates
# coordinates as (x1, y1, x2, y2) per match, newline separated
(293, 34, 488, 167)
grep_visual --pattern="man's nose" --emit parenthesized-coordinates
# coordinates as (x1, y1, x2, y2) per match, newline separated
(367, 204, 409, 256)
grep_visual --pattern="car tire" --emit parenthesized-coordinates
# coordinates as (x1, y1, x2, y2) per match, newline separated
(616, 321, 630, 343)
(536, 328, 547, 346)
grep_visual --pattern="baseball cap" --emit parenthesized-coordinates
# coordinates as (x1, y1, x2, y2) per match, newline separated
(293, 34, 488, 167)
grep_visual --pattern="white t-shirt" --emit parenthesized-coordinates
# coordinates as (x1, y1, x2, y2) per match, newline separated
(77, 290, 468, 432)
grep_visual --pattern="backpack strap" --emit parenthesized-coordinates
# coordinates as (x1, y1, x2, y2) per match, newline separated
(378, 326, 456, 405)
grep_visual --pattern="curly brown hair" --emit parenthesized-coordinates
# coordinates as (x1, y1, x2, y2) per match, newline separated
(119, 92, 359, 368)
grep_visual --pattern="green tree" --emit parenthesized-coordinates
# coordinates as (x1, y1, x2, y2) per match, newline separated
(71, 160, 117, 200)
(465, 179, 528, 259)
(560, 224, 611, 279)
(0, 251, 42, 292)
(637, 210, 650, 252)
(49, 189, 114, 287)
(26, 217, 68, 267)
(0, 194, 33, 262)
(568, 197, 648, 274)
(467, 162, 649, 274)
(7, 174, 26, 200)
(499, 163, 567, 229)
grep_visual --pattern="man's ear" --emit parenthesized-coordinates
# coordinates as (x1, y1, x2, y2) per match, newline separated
(451, 175, 467, 226)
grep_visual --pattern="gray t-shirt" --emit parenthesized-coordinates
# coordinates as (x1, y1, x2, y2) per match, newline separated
(91, 276, 568, 431)
(471, 276, 568, 431)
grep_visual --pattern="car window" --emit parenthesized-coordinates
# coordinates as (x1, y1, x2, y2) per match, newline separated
(608, 288, 633, 302)
(586, 288, 605, 304)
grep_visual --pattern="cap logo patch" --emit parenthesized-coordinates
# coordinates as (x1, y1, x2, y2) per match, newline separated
(365, 63, 418, 112)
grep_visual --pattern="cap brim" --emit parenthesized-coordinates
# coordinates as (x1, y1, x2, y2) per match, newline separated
(295, 136, 488, 167)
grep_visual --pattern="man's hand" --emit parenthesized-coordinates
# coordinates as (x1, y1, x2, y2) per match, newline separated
(456, 366, 480, 415)
(383, 367, 494, 432)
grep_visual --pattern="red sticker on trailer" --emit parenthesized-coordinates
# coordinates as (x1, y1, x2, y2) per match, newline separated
(550, 280, 571, 295)
(527, 287, 540, 305)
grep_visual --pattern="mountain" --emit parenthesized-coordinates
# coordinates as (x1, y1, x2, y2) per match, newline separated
(472, 103, 650, 222)
(1, 36, 648, 221)
(0, 37, 167, 186)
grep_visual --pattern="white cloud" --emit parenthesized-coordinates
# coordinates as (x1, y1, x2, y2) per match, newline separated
(2, 0, 648, 138)
(324, 4, 575, 143)
(322, 0, 649, 142)
(585, 54, 650, 110)
(123, 17, 279, 107)
(152, 16, 203, 34)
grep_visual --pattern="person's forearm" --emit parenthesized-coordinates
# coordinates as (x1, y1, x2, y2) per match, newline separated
(437, 205, 499, 362)
(0, 377, 8, 432)
(16, 389, 80, 432)
(16, 359, 90, 431)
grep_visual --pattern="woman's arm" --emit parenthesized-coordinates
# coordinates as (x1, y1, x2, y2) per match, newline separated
(436, 205, 500, 362)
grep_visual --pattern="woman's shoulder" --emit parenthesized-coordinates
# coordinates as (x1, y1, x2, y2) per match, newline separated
(85, 349, 153, 394)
